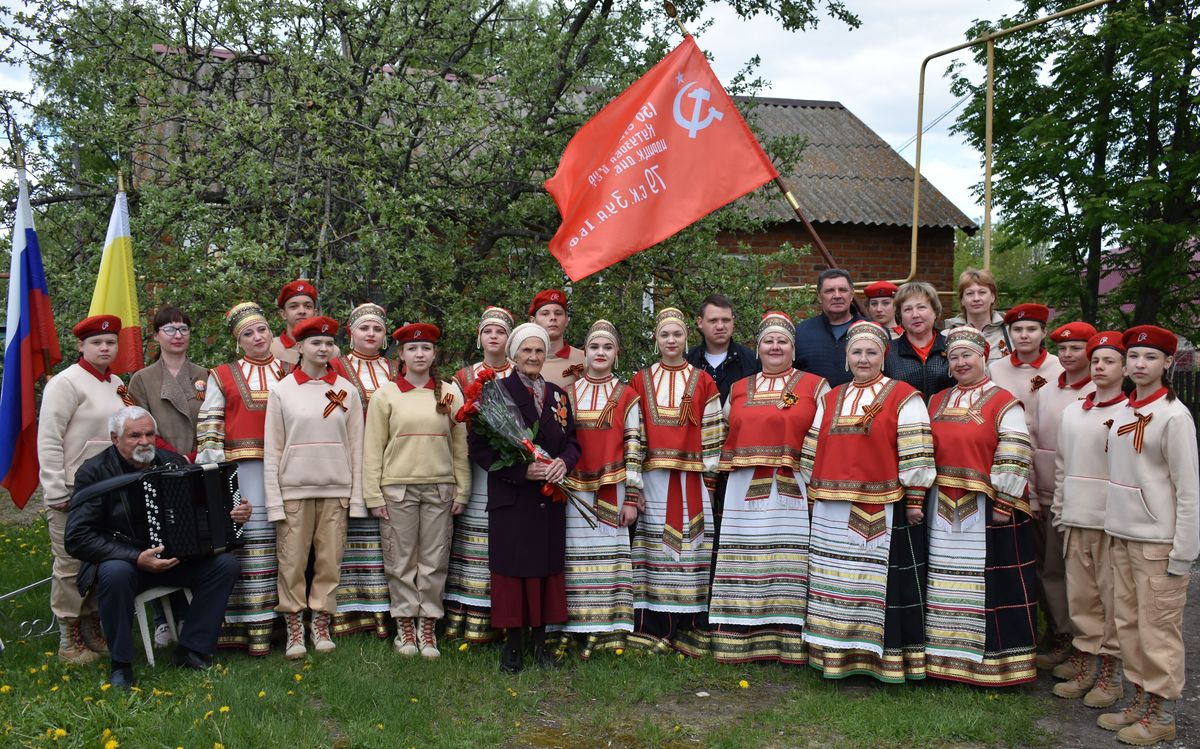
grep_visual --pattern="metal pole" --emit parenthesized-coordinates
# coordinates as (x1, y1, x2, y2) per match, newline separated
(908, 0, 1116, 272)
(984, 39, 994, 270)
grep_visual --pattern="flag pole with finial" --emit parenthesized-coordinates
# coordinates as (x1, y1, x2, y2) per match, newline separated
(660, 0, 839, 271)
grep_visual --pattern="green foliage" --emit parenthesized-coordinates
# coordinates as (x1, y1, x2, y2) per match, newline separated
(1, 0, 838, 374)
(949, 0, 1200, 339)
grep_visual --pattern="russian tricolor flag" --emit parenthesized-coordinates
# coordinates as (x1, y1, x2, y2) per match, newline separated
(1, 166, 61, 509)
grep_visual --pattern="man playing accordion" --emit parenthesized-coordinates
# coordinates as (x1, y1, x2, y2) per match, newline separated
(65, 406, 249, 690)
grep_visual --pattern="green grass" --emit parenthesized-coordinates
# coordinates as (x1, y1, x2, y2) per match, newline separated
(0, 518, 1055, 749)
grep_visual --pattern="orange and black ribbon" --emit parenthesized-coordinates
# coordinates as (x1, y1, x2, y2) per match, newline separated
(1116, 412, 1153, 454)
(563, 363, 585, 380)
(116, 384, 135, 407)
(1030, 375, 1048, 392)
(855, 401, 885, 428)
(323, 389, 349, 418)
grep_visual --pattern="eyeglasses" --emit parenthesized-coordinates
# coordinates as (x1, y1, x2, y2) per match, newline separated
(160, 325, 191, 337)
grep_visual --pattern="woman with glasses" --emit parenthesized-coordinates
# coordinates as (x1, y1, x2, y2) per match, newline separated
(127, 306, 209, 458)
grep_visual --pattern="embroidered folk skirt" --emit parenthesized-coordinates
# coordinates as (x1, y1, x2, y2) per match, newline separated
(332, 516, 390, 638)
(218, 460, 278, 656)
(805, 501, 928, 682)
(708, 466, 809, 664)
(630, 468, 713, 657)
(926, 493, 1038, 686)
(443, 465, 499, 643)
(550, 484, 634, 659)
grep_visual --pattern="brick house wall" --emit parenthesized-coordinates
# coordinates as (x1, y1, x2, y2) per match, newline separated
(718, 221, 956, 292)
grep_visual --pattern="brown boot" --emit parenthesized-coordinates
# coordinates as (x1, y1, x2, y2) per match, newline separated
(1035, 634, 1073, 669)
(393, 618, 418, 657)
(310, 612, 336, 653)
(1117, 694, 1175, 746)
(1083, 656, 1124, 709)
(57, 617, 100, 665)
(1098, 683, 1146, 731)
(1052, 654, 1098, 699)
(417, 617, 440, 659)
(283, 613, 307, 660)
(79, 613, 109, 655)
(1052, 648, 1087, 680)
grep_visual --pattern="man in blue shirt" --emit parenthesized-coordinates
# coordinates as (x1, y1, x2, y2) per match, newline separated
(793, 268, 865, 387)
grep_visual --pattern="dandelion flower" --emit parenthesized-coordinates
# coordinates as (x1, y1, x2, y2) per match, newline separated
(203, 710, 214, 720)
(738, 680, 749, 689)
(615, 648, 624, 655)
(458, 643, 469, 652)
(257, 690, 266, 698)
(286, 690, 295, 696)
(293, 674, 303, 682)
(376, 724, 385, 730)
(409, 697, 418, 704)
(219, 705, 230, 714)
(49, 686, 58, 693)
(103, 729, 112, 739)
(0, 686, 11, 694)
(105, 739, 119, 749)
(53, 728, 67, 738)
(100, 683, 112, 692)
(214, 743, 225, 749)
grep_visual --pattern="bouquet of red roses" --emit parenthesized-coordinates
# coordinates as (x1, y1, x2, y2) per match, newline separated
(456, 370, 595, 528)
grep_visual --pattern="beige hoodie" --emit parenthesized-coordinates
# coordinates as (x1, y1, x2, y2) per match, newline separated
(263, 371, 364, 521)
(1104, 392, 1199, 576)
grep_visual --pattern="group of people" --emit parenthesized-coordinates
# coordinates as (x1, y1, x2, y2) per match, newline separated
(36, 271, 1195, 746)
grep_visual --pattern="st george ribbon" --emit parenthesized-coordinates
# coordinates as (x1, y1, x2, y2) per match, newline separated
(545, 35, 779, 281)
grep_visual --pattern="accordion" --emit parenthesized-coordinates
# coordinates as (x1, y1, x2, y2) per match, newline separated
(132, 462, 246, 560)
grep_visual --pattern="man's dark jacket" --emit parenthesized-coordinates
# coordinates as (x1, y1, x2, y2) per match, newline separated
(793, 308, 866, 387)
(685, 340, 760, 404)
(883, 332, 955, 402)
(65, 446, 186, 597)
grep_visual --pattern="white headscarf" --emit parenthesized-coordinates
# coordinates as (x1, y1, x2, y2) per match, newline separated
(507, 322, 551, 359)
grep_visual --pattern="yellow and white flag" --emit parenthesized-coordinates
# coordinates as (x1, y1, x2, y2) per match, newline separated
(88, 189, 143, 373)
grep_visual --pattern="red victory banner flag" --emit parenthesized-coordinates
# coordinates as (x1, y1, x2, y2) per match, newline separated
(545, 35, 779, 281)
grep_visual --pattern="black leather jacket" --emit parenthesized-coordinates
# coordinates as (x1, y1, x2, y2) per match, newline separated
(65, 446, 186, 596)
(685, 340, 761, 404)
(883, 332, 955, 402)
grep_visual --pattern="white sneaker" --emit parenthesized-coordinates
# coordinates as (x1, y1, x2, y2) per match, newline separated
(153, 623, 176, 649)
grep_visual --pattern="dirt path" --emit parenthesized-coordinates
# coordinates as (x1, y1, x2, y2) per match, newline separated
(1038, 564, 1198, 748)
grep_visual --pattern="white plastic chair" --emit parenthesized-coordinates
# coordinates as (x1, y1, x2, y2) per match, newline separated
(134, 586, 192, 666)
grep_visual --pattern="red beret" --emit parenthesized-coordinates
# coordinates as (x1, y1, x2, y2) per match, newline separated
(864, 281, 899, 299)
(1049, 322, 1097, 344)
(276, 279, 318, 308)
(1004, 303, 1050, 325)
(1087, 330, 1125, 358)
(1123, 325, 1177, 356)
(527, 289, 569, 317)
(72, 315, 121, 340)
(393, 323, 441, 345)
(293, 316, 339, 340)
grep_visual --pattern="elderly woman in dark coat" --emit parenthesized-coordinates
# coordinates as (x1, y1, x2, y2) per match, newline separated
(469, 322, 581, 674)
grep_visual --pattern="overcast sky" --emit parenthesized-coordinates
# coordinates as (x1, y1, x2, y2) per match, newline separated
(704, 0, 1024, 223)
(1, 0, 1022, 222)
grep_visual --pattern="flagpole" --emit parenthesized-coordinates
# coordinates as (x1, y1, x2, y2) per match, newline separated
(661, 1, 840, 272)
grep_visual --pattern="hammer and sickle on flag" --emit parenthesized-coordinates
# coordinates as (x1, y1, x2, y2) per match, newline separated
(545, 35, 778, 281)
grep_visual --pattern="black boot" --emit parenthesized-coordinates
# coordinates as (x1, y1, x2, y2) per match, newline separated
(500, 628, 524, 674)
(109, 661, 135, 692)
(530, 626, 559, 669)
